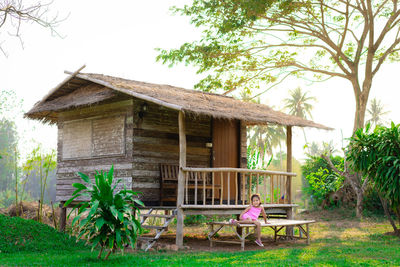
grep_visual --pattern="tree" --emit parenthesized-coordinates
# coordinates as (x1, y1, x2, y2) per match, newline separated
(0, 0, 61, 56)
(283, 87, 316, 144)
(347, 123, 400, 236)
(284, 87, 316, 120)
(0, 119, 18, 192)
(158, 0, 400, 133)
(248, 124, 285, 163)
(307, 141, 338, 157)
(241, 92, 285, 166)
(25, 146, 56, 222)
(366, 98, 390, 127)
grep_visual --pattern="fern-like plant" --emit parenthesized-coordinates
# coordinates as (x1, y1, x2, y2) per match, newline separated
(65, 165, 143, 260)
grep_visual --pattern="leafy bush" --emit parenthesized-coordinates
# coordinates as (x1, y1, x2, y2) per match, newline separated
(184, 215, 207, 225)
(347, 123, 400, 235)
(302, 155, 345, 207)
(66, 165, 144, 260)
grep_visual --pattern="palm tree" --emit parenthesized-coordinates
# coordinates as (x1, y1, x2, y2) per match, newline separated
(240, 91, 285, 166)
(366, 98, 389, 128)
(283, 87, 316, 144)
(248, 124, 285, 160)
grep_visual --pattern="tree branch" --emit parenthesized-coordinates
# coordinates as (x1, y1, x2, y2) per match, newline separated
(372, 38, 400, 76)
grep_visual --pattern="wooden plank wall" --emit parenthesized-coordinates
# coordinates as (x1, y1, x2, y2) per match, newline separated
(56, 99, 134, 202)
(56, 97, 212, 205)
(132, 99, 212, 204)
(240, 121, 248, 168)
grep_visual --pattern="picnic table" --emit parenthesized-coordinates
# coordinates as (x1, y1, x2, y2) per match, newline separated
(207, 219, 316, 250)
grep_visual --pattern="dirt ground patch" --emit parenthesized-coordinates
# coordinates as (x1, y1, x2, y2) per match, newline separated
(139, 209, 390, 252)
(145, 233, 303, 252)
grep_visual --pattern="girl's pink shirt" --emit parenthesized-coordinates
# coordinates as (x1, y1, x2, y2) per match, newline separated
(244, 206, 262, 220)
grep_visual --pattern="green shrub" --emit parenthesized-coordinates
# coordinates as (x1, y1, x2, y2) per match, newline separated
(302, 155, 345, 207)
(347, 123, 400, 234)
(184, 215, 207, 225)
(66, 165, 144, 260)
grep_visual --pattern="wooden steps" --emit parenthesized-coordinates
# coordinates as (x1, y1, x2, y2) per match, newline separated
(138, 208, 177, 251)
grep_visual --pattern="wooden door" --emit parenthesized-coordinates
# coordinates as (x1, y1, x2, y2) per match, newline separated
(212, 119, 240, 203)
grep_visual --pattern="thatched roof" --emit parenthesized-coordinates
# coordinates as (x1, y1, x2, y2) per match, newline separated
(25, 72, 332, 130)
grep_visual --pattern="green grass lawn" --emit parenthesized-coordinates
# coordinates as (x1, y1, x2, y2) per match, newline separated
(1, 212, 400, 266)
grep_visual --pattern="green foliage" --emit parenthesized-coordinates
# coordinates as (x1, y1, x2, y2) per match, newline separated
(0, 213, 86, 253)
(247, 124, 285, 166)
(158, 1, 400, 94)
(184, 215, 207, 225)
(159, 1, 400, 131)
(363, 185, 385, 217)
(0, 119, 18, 192)
(24, 146, 56, 222)
(347, 123, 400, 209)
(247, 145, 272, 170)
(302, 155, 345, 206)
(66, 165, 144, 260)
(0, 189, 16, 208)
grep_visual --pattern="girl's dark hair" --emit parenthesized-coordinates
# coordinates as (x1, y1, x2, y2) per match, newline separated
(251, 194, 261, 202)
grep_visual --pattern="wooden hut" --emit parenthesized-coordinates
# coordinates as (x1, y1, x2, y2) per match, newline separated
(25, 69, 331, 248)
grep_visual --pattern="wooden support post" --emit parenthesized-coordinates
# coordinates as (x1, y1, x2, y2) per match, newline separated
(286, 206, 294, 237)
(176, 111, 186, 248)
(286, 126, 293, 237)
(286, 126, 292, 204)
(59, 201, 66, 232)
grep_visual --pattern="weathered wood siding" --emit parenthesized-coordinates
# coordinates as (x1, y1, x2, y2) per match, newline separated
(240, 121, 247, 168)
(56, 97, 212, 205)
(132, 99, 211, 204)
(56, 99, 134, 202)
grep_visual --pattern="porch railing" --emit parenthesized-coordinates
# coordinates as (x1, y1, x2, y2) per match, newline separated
(181, 167, 296, 206)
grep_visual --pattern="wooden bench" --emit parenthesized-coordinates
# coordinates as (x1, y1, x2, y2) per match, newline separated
(160, 164, 221, 205)
(207, 219, 316, 250)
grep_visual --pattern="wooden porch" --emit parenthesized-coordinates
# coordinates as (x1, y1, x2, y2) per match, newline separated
(173, 111, 297, 248)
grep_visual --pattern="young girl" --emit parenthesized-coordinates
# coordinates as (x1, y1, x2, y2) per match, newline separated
(229, 194, 268, 247)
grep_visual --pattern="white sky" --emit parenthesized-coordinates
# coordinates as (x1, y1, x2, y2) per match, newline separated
(1, 0, 399, 162)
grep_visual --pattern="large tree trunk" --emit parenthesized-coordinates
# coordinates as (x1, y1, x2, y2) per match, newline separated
(353, 86, 370, 133)
(379, 194, 400, 236)
(355, 190, 364, 218)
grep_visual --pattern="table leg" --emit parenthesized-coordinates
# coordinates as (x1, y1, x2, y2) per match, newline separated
(209, 224, 214, 247)
(241, 227, 246, 251)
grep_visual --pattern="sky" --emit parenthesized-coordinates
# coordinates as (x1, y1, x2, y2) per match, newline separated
(1, 0, 399, 162)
